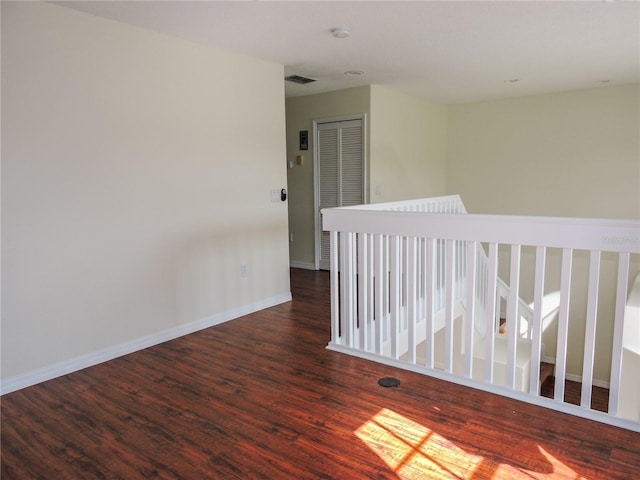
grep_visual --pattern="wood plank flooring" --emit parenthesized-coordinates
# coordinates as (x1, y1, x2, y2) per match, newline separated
(2, 268, 639, 479)
(540, 376, 610, 413)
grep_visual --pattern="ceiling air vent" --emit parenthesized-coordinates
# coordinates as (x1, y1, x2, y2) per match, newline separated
(285, 75, 316, 85)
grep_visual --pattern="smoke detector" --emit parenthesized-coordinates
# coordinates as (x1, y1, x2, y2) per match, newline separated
(331, 27, 351, 39)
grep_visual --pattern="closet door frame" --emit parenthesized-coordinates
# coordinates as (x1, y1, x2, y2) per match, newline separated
(313, 113, 368, 270)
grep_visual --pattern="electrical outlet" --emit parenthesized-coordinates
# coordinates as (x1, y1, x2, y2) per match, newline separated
(240, 264, 249, 278)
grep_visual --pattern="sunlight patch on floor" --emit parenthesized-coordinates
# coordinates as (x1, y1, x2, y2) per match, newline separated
(355, 408, 482, 479)
(355, 408, 589, 480)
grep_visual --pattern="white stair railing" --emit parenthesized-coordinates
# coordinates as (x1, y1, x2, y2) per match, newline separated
(323, 196, 640, 432)
(355, 196, 534, 340)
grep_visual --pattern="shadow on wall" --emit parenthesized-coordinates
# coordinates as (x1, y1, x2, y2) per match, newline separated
(172, 217, 290, 326)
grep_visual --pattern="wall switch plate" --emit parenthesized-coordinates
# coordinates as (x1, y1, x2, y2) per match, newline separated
(240, 264, 249, 278)
(271, 189, 279, 202)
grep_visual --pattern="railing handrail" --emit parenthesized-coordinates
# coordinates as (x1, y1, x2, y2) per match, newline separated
(322, 208, 640, 254)
(338, 194, 468, 213)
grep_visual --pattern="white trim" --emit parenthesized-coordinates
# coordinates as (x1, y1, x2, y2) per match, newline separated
(289, 261, 316, 270)
(313, 120, 320, 271)
(539, 357, 610, 389)
(327, 343, 638, 432)
(565, 373, 610, 389)
(0, 292, 292, 395)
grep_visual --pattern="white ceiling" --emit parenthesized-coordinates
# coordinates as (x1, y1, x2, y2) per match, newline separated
(56, 0, 640, 104)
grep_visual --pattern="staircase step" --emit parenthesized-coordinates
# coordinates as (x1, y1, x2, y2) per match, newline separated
(539, 362, 554, 390)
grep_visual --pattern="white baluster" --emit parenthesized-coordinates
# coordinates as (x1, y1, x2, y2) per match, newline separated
(445, 239, 456, 373)
(464, 241, 478, 378)
(367, 234, 375, 349)
(529, 246, 546, 395)
(340, 232, 355, 348)
(383, 236, 390, 342)
(358, 233, 369, 352)
(373, 234, 384, 354)
(554, 248, 573, 402)
(330, 230, 340, 345)
(581, 250, 601, 408)
(609, 252, 630, 416)
(390, 235, 401, 359)
(484, 243, 500, 384)
(425, 238, 436, 368)
(506, 244, 521, 389)
(407, 236, 418, 364)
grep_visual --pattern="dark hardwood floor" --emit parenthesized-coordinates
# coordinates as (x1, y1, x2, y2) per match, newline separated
(540, 376, 610, 413)
(2, 268, 639, 479)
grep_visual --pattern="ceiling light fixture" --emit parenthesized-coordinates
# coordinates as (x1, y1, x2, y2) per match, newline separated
(504, 78, 520, 84)
(344, 70, 364, 76)
(331, 27, 351, 39)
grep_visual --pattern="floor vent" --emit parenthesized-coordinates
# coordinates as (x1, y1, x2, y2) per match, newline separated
(378, 377, 401, 388)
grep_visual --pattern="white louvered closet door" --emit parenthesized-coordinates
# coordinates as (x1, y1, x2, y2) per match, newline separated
(318, 119, 364, 270)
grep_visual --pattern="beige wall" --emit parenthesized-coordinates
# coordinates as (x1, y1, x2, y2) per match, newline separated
(1, 2, 290, 383)
(446, 85, 640, 383)
(285, 85, 449, 268)
(369, 85, 447, 203)
(446, 84, 640, 218)
(285, 87, 371, 268)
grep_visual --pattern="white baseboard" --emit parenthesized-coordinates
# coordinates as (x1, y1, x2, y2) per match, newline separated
(290, 261, 316, 270)
(540, 357, 610, 389)
(0, 292, 292, 396)
(565, 373, 610, 389)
